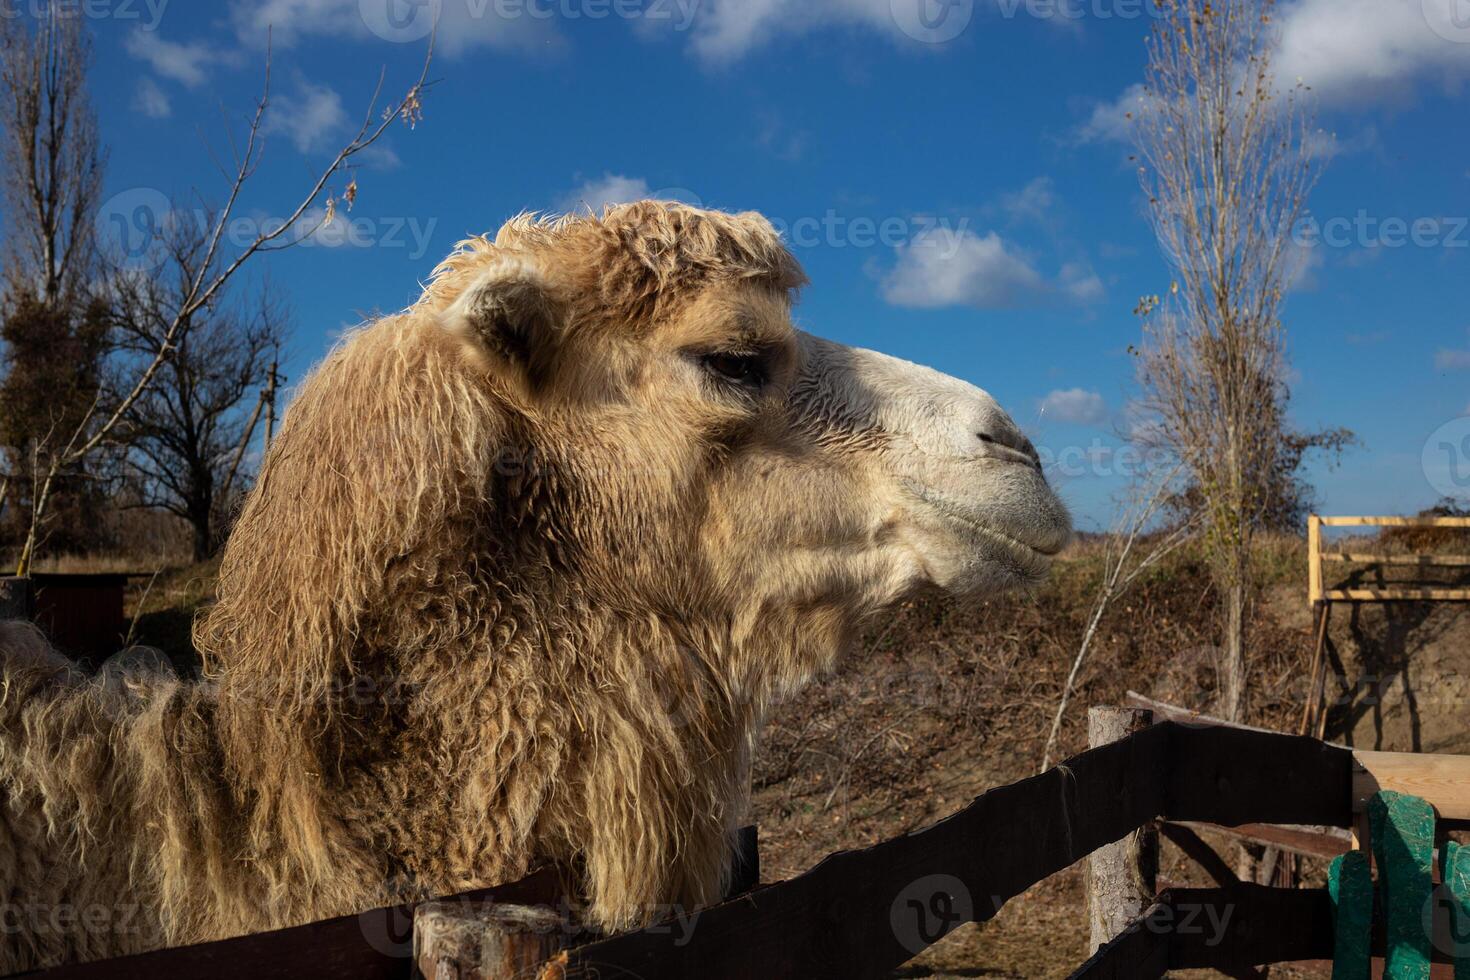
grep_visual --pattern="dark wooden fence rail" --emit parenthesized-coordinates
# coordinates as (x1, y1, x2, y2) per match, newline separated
(17, 723, 1365, 980)
(560, 724, 1353, 979)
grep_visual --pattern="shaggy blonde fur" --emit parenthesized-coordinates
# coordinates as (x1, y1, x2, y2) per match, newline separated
(0, 202, 1063, 971)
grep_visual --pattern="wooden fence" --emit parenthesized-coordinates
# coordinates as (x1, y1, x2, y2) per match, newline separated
(20, 719, 1468, 979)
(1308, 514, 1470, 603)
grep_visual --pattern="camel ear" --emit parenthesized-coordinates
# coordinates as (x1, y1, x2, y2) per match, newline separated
(440, 256, 562, 373)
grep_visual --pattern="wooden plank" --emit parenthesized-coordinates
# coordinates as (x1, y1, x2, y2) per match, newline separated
(1354, 751, 1470, 820)
(1330, 851, 1374, 980)
(1066, 902, 1170, 979)
(1171, 820, 1350, 861)
(1166, 885, 1337, 971)
(1321, 554, 1470, 567)
(1441, 842, 1470, 980)
(562, 725, 1172, 979)
(1319, 517, 1470, 528)
(1324, 588, 1470, 602)
(1301, 603, 1332, 737)
(1124, 692, 1286, 737)
(1309, 514, 1323, 605)
(1369, 792, 1435, 977)
(18, 868, 568, 980)
(1166, 724, 1357, 829)
(18, 829, 760, 980)
(1168, 884, 1466, 971)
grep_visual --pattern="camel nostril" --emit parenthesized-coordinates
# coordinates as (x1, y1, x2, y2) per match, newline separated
(978, 429, 1041, 470)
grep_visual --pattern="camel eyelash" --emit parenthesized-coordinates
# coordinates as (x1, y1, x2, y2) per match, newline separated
(696, 350, 769, 389)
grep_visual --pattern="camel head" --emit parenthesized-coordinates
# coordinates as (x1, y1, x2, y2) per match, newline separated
(427, 202, 1071, 692)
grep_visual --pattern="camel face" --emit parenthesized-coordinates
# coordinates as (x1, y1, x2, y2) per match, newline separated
(438, 207, 1071, 657)
(786, 332, 1072, 595)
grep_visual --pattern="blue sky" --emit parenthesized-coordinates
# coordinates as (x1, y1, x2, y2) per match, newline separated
(73, 0, 1470, 529)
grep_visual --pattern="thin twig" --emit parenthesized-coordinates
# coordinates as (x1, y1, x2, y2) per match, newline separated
(122, 566, 162, 649)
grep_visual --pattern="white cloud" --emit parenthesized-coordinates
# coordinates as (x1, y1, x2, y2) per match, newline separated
(681, 0, 986, 62)
(1282, 238, 1325, 291)
(1040, 388, 1110, 426)
(230, 0, 553, 57)
(1076, 83, 1146, 145)
(756, 113, 810, 162)
(558, 174, 653, 212)
(265, 78, 349, 154)
(1058, 261, 1105, 302)
(999, 176, 1056, 224)
(132, 78, 172, 119)
(882, 228, 1106, 309)
(1273, 0, 1470, 105)
(1436, 349, 1470, 371)
(1304, 126, 1379, 161)
(1081, 1, 1470, 143)
(124, 30, 214, 87)
(687, 0, 887, 62)
(882, 229, 1045, 309)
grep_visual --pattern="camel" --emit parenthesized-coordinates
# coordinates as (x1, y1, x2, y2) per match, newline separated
(0, 202, 1070, 971)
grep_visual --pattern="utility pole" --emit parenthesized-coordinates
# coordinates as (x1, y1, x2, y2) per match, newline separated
(263, 357, 282, 449)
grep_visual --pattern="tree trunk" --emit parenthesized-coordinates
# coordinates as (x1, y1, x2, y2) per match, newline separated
(189, 502, 214, 563)
(1220, 576, 1247, 721)
(1086, 707, 1158, 952)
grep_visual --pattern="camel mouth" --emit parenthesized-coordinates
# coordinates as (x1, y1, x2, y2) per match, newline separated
(911, 488, 1069, 558)
(956, 516, 1065, 582)
(901, 483, 1071, 592)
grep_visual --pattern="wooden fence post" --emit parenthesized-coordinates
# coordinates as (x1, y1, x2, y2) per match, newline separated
(1307, 514, 1323, 605)
(413, 902, 580, 980)
(1086, 706, 1158, 954)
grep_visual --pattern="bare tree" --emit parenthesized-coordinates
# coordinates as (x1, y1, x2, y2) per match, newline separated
(0, 5, 104, 305)
(0, 7, 111, 556)
(1131, 0, 1318, 720)
(111, 209, 287, 561)
(1040, 468, 1195, 771)
(10, 27, 434, 575)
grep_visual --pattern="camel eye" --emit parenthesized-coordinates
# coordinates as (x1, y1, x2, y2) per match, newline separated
(702, 352, 766, 387)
